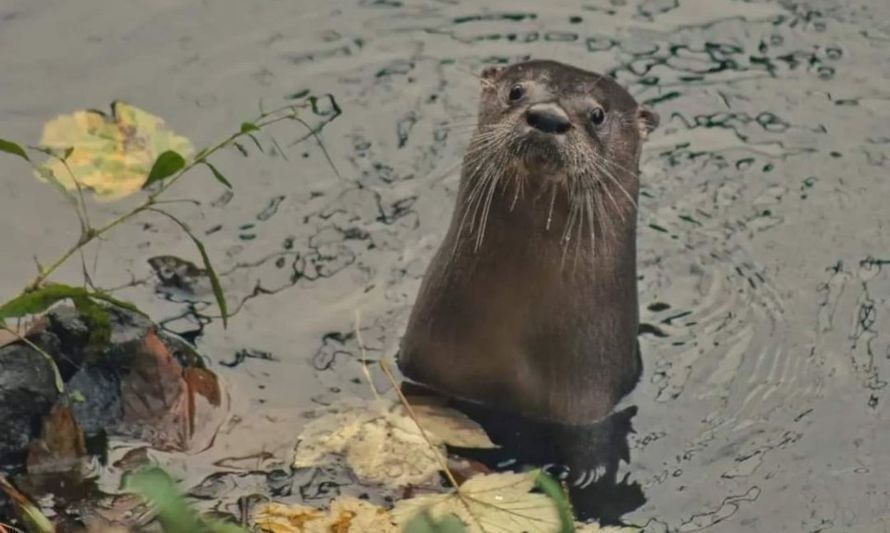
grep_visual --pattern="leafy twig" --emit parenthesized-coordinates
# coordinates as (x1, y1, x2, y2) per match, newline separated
(11, 104, 307, 295)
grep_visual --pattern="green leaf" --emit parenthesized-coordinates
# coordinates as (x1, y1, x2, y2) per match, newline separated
(151, 210, 229, 328)
(246, 133, 264, 153)
(232, 141, 248, 157)
(62, 146, 75, 160)
(0, 138, 30, 162)
(0, 284, 87, 320)
(0, 283, 142, 321)
(535, 471, 576, 533)
(240, 122, 260, 133)
(126, 467, 247, 533)
(202, 161, 232, 189)
(88, 291, 146, 316)
(404, 511, 467, 533)
(142, 150, 186, 189)
(126, 467, 205, 533)
(188, 231, 228, 329)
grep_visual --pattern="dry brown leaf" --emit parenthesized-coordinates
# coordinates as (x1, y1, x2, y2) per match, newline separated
(183, 366, 222, 437)
(26, 403, 87, 475)
(120, 329, 189, 449)
(254, 496, 397, 533)
(391, 470, 561, 533)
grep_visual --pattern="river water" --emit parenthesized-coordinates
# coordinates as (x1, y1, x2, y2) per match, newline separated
(1, 0, 888, 531)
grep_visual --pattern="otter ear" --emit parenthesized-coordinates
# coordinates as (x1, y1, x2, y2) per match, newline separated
(636, 106, 660, 140)
(480, 65, 503, 88)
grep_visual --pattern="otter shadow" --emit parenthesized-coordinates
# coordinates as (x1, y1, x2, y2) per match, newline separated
(402, 382, 645, 525)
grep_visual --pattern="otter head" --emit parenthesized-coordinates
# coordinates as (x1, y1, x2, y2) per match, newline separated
(464, 60, 659, 250)
(473, 60, 657, 177)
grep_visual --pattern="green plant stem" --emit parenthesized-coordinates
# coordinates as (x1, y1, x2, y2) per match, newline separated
(20, 104, 304, 294)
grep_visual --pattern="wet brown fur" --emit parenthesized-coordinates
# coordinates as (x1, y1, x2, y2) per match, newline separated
(398, 60, 659, 424)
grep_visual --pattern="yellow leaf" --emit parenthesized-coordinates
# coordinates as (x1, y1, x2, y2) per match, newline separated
(34, 101, 193, 201)
(293, 399, 441, 487)
(412, 402, 497, 449)
(293, 399, 494, 488)
(391, 471, 562, 533)
(254, 496, 397, 533)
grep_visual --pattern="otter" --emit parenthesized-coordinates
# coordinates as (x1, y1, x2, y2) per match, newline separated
(398, 60, 659, 425)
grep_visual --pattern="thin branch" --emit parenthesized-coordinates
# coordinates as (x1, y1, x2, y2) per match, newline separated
(378, 359, 460, 489)
(19, 103, 309, 294)
(353, 309, 380, 401)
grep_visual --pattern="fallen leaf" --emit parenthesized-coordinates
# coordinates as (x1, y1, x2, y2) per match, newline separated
(293, 399, 439, 487)
(119, 330, 189, 450)
(26, 403, 87, 475)
(254, 496, 397, 533)
(35, 101, 193, 200)
(254, 503, 322, 533)
(411, 403, 497, 449)
(111, 447, 151, 472)
(391, 471, 561, 533)
(293, 399, 493, 488)
(183, 366, 222, 436)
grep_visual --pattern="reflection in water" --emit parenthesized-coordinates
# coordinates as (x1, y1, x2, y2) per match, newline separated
(1, 0, 889, 530)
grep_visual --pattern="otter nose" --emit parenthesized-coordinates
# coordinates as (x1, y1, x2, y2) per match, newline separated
(526, 103, 571, 134)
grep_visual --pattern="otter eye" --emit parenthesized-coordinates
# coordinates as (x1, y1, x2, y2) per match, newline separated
(508, 84, 525, 102)
(589, 107, 606, 125)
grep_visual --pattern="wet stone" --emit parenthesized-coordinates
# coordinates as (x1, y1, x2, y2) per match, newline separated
(0, 343, 61, 465)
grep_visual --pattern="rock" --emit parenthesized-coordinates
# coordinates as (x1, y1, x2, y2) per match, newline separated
(1, 304, 223, 468)
(0, 342, 60, 465)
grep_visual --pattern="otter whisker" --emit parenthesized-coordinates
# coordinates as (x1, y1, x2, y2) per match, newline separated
(473, 128, 518, 249)
(593, 188, 615, 257)
(596, 157, 640, 209)
(571, 190, 588, 276)
(546, 182, 558, 230)
(510, 182, 521, 210)
(584, 190, 597, 257)
(590, 157, 635, 218)
(454, 124, 516, 252)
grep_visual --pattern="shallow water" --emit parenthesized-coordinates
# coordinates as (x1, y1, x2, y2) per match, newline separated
(1, 0, 889, 530)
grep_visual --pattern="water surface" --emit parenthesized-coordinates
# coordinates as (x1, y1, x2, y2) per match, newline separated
(1, 0, 889, 531)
